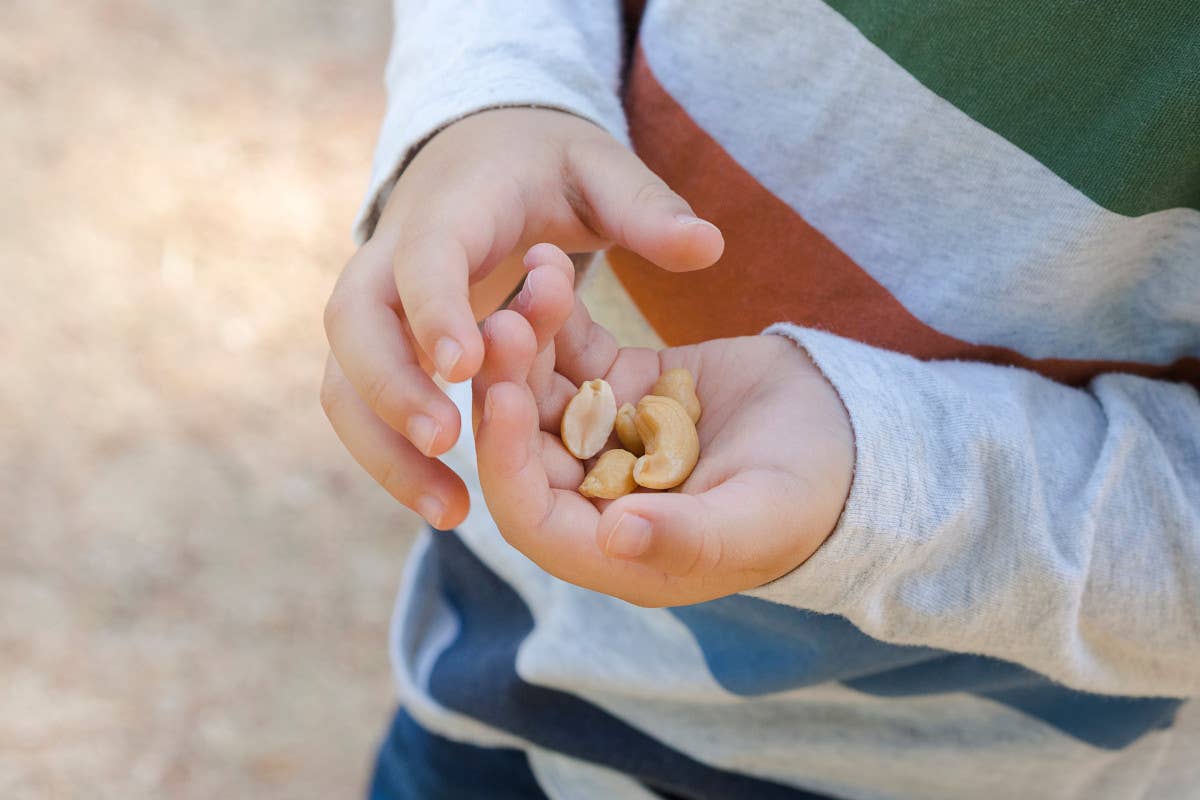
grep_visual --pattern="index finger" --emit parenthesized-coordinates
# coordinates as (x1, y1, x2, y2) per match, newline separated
(394, 230, 485, 384)
(324, 241, 462, 456)
(392, 183, 526, 383)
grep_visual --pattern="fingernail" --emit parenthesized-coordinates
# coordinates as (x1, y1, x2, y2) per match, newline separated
(605, 513, 652, 559)
(675, 213, 715, 228)
(415, 494, 445, 529)
(406, 414, 441, 456)
(434, 337, 463, 379)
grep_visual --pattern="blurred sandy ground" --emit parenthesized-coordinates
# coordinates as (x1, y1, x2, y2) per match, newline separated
(0, 0, 421, 796)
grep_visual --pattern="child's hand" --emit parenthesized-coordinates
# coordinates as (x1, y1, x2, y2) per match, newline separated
(473, 248, 855, 607)
(321, 109, 724, 529)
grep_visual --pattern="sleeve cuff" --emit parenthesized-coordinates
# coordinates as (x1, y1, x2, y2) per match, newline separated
(742, 324, 927, 614)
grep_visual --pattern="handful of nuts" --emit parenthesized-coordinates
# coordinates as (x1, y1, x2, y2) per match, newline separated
(560, 368, 701, 499)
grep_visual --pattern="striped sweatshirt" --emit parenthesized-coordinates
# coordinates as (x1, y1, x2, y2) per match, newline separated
(354, 2, 1200, 798)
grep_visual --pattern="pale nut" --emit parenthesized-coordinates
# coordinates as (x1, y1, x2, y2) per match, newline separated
(651, 368, 701, 424)
(614, 403, 644, 456)
(578, 449, 638, 499)
(560, 379, 617, 459)
(632, 395, 700, 490)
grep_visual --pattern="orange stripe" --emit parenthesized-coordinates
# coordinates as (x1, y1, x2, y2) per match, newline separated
(609, 50, 1200, 389)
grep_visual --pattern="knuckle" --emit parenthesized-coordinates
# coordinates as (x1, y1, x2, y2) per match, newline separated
(561, 139, 624, 238)
(393, 223, 439, 257)
(400, 286, 446, 337)
(630, 179, 675, 209)
(678, 528, 723, 580)
(562, 137, 607, 174)
(619, 180, 677, 247)
(535, 393, 559, 427)
(706, 530, 726, 574)
(531, 483, 558, 531)
(560, 318, 607, 368)
(319, 373, 344, 420)
(374, 459, 408, 502)
(322, 293, 351, 340)
(325, 245, 386, 339)
(363, 370, 399, 418)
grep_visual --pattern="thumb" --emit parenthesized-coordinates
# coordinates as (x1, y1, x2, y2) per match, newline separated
(567, 140, 724, 272)
(594, 469, 813, 585)
(471, 309, 539, 429)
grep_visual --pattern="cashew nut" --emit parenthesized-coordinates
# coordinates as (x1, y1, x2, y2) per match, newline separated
(651, 368, 701, 423)
(614, 403, 644, 456)
(578, 449, 638, 499)
(560, 379, 617, 459)
(632, 395, 699, 490)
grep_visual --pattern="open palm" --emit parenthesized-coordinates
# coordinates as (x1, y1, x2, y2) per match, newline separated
(471, 245, 854, 607)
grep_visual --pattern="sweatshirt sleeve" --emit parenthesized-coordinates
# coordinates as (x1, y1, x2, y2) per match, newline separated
(748, 323, 1200, 699)
(352, 1, 629, 243)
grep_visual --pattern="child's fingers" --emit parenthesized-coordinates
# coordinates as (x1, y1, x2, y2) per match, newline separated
(394, 227, 487, 384)
(522, 241, 577, 274)
(543, 296, 661, 432)
(477, 383, 657, 593)
(472, 318, 594, 529)
(471, 309, 539, 424)
(476, 381, 599, 551)
(593, 469, 806, 586)
(390, 180, 526, 385)
(324, 242, 462, 457)
(507, 265, 574, 355)
(527, 341, 556, 398)
(537, 431, 586, 490)
(527, 344, 578, 433)
(320, 354, 469, 529)
(565, 140, 725, 272)
(510, 246, 576, 353)
(510, 244, 581, 431)
(553, 295, 620, 387)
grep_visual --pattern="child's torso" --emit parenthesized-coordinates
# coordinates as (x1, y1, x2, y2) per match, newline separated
(403, 3, 1199, 797)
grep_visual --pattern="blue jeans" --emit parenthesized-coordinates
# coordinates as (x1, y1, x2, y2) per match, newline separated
(368, 708, 550, 800)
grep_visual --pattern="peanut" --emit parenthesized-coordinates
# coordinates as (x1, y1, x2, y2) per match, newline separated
(578, 449, 638, 499)
(614, 402, 644, 456)
(560, 379, 617, 460)
(632, 395, 699, 490)
(651, 368, 701, 423)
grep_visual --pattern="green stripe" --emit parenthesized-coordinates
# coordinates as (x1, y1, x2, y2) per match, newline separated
(821, 1, 1200, 215)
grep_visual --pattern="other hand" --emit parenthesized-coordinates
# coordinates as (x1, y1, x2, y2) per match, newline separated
(321, 109, 724, 528)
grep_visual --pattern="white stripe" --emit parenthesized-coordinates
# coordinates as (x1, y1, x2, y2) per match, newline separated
(388, 531, 533, 752)
(642, 0, 1200, 363)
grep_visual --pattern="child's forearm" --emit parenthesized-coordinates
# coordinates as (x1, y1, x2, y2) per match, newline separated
(356, 0, 630, 243)
(752, 324, 1200, 699)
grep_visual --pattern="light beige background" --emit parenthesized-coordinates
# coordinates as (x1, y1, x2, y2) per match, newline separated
(1, 1, 416, 796)
(0, 1, 659, 797)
